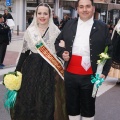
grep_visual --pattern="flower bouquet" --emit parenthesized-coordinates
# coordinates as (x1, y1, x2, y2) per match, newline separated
(91, 46, 110, 98)
(3, 71, 22, 110)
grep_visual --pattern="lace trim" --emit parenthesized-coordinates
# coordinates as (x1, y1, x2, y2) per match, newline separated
(22, 39, 30, 53)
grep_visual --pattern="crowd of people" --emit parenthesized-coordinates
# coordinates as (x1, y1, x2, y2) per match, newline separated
(1, 0, 120, 120)
(44, 13, 71, 31)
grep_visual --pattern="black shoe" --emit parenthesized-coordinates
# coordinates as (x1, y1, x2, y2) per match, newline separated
(0, 65, 3, 69)
(0, 63, 5, 67)
(116, 81, 120, 85)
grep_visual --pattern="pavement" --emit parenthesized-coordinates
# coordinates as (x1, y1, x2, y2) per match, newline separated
(0, 31, 120, 120)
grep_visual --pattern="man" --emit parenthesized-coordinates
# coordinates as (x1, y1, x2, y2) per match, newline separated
(0, 14, 11, 69)
(55, 0, 112, 120)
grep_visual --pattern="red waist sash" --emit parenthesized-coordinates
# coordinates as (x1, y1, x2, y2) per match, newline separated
(66, 55, 93, 75)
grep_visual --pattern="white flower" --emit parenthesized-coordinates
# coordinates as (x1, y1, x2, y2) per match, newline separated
(99, 53, 109, 59)
(97, 60, 101, 64)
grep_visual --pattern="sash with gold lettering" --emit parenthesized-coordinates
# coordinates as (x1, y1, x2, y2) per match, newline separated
(27, 26, 64, 80)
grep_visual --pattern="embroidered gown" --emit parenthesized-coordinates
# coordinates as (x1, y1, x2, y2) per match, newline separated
(108, 31, 120, 78)
(10, 29, 68, 120)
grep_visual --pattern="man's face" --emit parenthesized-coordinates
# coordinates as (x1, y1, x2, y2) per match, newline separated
(77, 0, 95, 21)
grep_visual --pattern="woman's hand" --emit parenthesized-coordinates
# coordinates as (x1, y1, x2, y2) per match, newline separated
(62, 51, 70, 61)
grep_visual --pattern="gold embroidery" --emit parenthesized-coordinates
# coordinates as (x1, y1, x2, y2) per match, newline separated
(38, 46, 64, 77)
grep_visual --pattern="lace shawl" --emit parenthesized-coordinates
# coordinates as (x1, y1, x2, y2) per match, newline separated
(21, 3, 60, 55)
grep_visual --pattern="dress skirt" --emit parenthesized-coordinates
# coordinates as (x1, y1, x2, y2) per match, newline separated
(108, 31, 120, 79)
(10, 53, 68, 120)
(108, 61, 120, 78)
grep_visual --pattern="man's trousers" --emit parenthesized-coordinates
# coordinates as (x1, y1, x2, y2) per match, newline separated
(0, 43, 7, 64)
(64, 71, 95, 117)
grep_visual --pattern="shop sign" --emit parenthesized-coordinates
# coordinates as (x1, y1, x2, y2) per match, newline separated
(6, 0, 11, 6)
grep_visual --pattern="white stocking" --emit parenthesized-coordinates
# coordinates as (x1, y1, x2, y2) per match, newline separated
(82, 116, 94, 120)
(69, 115, 81, 120)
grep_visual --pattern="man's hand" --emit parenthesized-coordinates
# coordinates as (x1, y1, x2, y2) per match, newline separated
(62, 51, 70, 61)
(59, 40, 65, 48)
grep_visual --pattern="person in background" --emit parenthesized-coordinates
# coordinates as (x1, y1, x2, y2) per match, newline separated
(10, 3, 68, 120)
(3, 9, 14, 33)
(55, 0, 112, 120)
(0, 14, 11, 69)
(3, 9, 13, 23)
(28, 14, 33, 25)
(108, 20, 120, 84)
(109, 28, 113, 38)
(59, 14, 69, 30)
(53, 14, 59, 27)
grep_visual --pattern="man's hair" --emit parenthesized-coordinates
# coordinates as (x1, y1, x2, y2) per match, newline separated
(77, 0, 94, 6)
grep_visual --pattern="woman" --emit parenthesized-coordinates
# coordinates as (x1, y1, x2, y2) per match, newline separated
(108, 20, 120, 84)
(3, 9, 13, 23)
(10, 3, 68, 120)
(3, 9, 14, 33)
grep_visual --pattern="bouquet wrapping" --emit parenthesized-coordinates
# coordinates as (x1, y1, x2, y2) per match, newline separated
(91, 46, 110, 98)
(3, 71, 22, 110)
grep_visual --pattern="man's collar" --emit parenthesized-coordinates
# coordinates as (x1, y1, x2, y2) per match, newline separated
(78, 17, 94, 25)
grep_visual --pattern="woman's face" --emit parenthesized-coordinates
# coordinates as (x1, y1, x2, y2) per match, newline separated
(36, 6, 50, 25)
(4, 10, 8, 14)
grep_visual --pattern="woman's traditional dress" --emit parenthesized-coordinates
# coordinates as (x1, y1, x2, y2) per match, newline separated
(108, 31, 120, 78)
(10, 27, 68, 120)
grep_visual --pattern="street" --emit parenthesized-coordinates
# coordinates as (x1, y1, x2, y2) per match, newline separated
(0, 32, 120, 120)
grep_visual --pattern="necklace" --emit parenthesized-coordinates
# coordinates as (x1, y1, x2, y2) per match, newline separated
(40, 28, 46, 32)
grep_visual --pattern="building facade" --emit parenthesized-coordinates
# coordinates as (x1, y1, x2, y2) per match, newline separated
(0, 0, 120, 31)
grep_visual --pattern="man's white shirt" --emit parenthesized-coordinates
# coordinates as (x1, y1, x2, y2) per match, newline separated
(72, 17, 94, 71)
